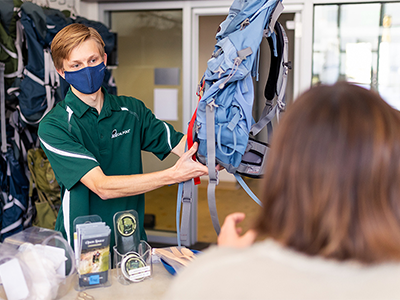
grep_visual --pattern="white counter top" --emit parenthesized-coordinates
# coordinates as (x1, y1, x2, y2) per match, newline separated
(60, 262, 174, 300)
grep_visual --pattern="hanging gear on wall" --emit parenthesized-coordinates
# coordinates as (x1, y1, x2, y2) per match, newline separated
(0, 1, 119, 238)
(0, 62, 31, 241)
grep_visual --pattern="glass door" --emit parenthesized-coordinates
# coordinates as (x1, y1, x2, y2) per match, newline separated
(110, 10, 188, 244)
(312, 2, 400, 109)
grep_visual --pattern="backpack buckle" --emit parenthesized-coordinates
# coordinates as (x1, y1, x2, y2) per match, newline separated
(283, 61, 292, 70)
(207, 99, 218, 111)
(278, 98, 286, 111)
(237, 138, 269, 178)
(240, 18, 250, 30)
(209, 174, 219, 186)
(182, 195, 192, 203)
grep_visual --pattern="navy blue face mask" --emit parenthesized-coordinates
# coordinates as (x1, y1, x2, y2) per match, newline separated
(64, 62, 106, 94)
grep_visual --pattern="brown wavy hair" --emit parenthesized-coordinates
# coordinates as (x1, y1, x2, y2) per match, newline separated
(51, 23, 105, 71)
(255, 82, 400, 263)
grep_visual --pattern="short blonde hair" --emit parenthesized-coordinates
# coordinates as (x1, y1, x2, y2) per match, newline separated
(51, 23, 105, 71)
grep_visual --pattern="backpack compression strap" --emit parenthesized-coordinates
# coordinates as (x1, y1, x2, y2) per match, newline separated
(177, 80, 206, 245)
(0, 63, 6, 154)
(178, 98, 222, 245)
(177, 179, 194, 246)
(3, 20, 24, 79)
(206, 99, 221, 235)
(264, 3, 285, 101)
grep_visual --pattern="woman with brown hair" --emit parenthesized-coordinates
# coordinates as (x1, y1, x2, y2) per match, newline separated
(164, 82, 400, 300)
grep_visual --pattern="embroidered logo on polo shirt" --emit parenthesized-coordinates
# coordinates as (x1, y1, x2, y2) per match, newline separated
(111, 128, 131, 139)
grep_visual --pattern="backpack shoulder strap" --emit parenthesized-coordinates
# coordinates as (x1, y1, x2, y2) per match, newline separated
(250, 22, 291, 137)
(0, 63, 6, 154)
(206, 99, 221, 235)
(177, 179, 194, 246)
(179, 98, 222, 244)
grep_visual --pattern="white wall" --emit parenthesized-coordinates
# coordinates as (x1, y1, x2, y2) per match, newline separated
(79, 1, 100, 20)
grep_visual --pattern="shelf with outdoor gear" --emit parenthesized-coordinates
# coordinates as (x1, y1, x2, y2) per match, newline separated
(0, 0, 118, 241)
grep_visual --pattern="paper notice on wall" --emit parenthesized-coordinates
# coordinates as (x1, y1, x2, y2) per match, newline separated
(154, 88, 178, 121)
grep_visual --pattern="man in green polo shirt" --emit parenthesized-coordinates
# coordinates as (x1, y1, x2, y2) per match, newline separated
(37, 23, 208, 249)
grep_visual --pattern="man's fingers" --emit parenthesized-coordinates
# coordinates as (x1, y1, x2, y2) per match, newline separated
(189, 142, 198, 152)
(182, 142, 198, 159)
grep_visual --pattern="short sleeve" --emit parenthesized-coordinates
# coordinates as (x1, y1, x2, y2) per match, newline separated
(38, 110, 100, 190)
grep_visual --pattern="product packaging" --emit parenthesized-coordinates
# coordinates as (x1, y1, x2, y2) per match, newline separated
(0, 227, 76, 300)
(113, 210, 152, 284)
(73, 215, 111, 291)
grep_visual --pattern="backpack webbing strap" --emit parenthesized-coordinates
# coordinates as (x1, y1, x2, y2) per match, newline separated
(251, 23, 290, 137)
(267, 1, 284, 37)
(265, 8, 284, 101)
(177, 140, 195, 246)
(19, 49, 58, 125)
(234, 174, 262, 206)
(276, 23, 290, 121)
(0, 220, 22, 235)
(176, 182, 183, 246)
(3, 194, 26, 212)
(0, 163, 26, 235)
(179, 179, 193, 242)
(8, 111, 31, 179)
(0, 62, 6, 154)
(3, 20, 24, 79)
(206, 99, 221, 235)
(250, 102, 278, 138)
(0, 43, 17, 59)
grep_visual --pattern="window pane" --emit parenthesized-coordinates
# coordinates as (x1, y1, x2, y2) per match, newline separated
(312, 5, 339, 84)
(378, 3, 400, 109)
(312, 2, 400, 109)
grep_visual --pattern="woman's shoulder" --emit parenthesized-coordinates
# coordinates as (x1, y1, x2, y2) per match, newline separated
(163, 239, 400, 300)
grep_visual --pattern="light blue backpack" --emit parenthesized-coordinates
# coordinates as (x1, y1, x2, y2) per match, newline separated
(178, 0, 291, 244)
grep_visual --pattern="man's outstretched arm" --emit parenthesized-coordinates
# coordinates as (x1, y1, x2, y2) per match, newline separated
(80, 142, 207, 200)
(171, 135, 187, 157)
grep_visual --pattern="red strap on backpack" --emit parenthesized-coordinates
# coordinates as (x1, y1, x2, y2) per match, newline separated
(187, 81, 205, 185)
